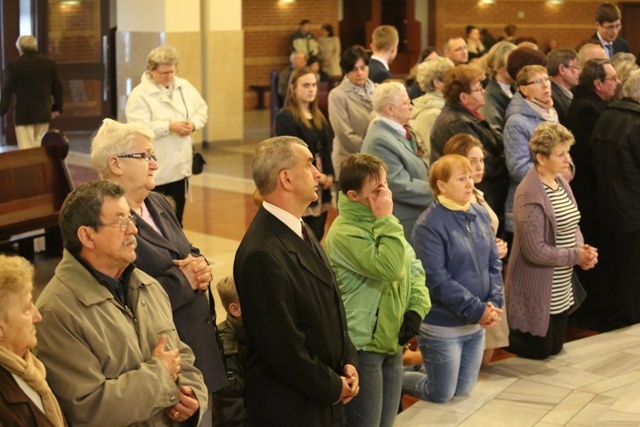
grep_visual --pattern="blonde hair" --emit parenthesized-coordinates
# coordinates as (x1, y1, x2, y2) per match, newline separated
(529, 122, 575, 164)
(429, 154, 472, 196)
(0, 255, 34, 320)
(372, 25, 399, 51)
(147, 45, 179, 70)
(216, 276, 239, 313)
(516, 65, 548, 87)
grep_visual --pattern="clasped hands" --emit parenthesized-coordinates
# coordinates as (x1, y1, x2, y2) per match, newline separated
(338, 364, 359, 405)
(169, 121, 194, 136)
(174, 254, 212, 291)
(578, 244, 598, 270)
(479, 302, 503, 329)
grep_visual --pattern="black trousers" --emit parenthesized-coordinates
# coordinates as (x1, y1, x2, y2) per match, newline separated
(507, 311, 568, 360)
(154, 178, 187, 227)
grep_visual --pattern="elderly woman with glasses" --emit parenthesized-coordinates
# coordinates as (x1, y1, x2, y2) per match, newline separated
(90, 119, 228, 427)
(0, 255, 66, 426)
(507, 122, 597, 359)
(431, 64, 507, 228)
(503, 65, 560, 238)
(125, 44, 208, 226)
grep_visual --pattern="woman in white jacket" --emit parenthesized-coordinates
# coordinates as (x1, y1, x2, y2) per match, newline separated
(126, 45, 208, 226)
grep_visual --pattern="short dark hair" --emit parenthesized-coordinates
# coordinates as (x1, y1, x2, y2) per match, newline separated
(300, 19, 310, 26)
(340, 45, 369, 75)
(504, 24, 517, 37)
(579, 58, 610, 89)
(321, 24, 334, 37)
(339, 154, 388, 195)
(59, 180, 126, 255)
(547, 48, 579, 76)
(595, 3, 621, 24)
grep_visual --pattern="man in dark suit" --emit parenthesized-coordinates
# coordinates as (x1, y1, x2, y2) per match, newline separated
(0, 35, 63, 149)
(590, 2, 629, 59)
(368, 25, 398, 83)
(234, 136, 359, 426)
(547, 48, 581, 125)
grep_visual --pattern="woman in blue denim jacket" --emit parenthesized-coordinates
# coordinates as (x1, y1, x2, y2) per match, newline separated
(402, 154, 504, 403)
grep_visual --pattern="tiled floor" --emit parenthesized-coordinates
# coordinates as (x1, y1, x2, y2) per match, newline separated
(20, 110, 640, 426)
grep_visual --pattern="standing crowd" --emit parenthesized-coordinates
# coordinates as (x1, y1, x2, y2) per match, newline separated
(1, 2, 640, 426)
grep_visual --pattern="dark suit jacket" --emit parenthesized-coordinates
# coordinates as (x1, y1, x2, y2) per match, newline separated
(368, 58, 392, 83)
(551, 81, 572, 126)
(0, 366, 57, 427)
(132, 191, 228, 393)
(0, 51, 63, 125)
(479, 77, 512, 133)
(590, 32, 630, 56)
(233, 206, 357, 427)
(566, 85, 609, 231)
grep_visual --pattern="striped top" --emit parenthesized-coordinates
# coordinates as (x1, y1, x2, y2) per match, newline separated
(545, 182, 580, 314)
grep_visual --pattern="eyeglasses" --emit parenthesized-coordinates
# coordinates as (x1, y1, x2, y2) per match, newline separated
(523, 76, 551, 86)
(117, 152, 158, 162)
(603, 75, 620, 82)
(566, 65, 582, 72)
(101, 216, 136, 231)
(469, 86, 485, 93)
(602, 23, 622, 31)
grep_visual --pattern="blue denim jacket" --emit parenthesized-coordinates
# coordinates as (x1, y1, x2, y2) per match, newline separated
(412, 201, 504, 327)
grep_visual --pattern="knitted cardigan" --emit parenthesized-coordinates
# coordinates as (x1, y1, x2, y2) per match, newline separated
(506, 167, 583, 336)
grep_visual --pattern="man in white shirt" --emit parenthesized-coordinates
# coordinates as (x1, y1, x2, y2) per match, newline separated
(368, 25, 399, 84)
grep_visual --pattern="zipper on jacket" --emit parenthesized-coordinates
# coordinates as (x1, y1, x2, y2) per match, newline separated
(122, 305, 140, 334)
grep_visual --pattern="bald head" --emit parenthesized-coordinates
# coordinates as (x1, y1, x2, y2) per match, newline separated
(578, 43, 606, 67)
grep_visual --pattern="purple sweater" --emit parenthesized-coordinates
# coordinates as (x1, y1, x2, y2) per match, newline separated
(506, 167, 583, 336)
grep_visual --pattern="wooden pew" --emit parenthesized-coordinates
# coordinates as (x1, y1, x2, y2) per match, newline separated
(0, 130, 73, 259)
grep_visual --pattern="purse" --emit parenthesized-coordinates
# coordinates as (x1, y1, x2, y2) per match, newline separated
(192, 150, 206, 175)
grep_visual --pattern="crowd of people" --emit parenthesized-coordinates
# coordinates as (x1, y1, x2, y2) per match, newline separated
(2, 2, 640, 426)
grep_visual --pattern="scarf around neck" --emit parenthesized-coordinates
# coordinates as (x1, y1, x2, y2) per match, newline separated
(0, 346, 66, 426)
(438, 194, 471, 212)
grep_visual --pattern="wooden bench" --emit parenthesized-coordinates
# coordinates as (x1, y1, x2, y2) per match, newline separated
(0, 130, 73, 260)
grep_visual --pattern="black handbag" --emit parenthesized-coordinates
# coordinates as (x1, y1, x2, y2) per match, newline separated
(192, 150, 206, 175)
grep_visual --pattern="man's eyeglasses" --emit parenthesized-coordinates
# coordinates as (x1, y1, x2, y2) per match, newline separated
(117, 152, 158, 162)
(102, 216, 136, 231)
(566, 65, 582, 72)
(602, 23, 622, 31)
(603, 75, 620, 82)
(523, 76, 551, 86)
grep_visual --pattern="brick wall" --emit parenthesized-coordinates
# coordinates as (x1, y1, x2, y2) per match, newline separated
(243, 0, 339, 110)
(48, 1, 101, 62)
(433, 0, 609, 53)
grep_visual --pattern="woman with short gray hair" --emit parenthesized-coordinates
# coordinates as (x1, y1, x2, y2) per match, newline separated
(126, 44, 208, 226)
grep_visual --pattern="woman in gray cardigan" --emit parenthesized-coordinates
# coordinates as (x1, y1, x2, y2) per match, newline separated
(506, 122, 597, 360)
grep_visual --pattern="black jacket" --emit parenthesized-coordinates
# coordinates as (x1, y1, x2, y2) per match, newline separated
(590, 32, 630, 56)
(368, 58, 392, 84)
(234, 207, 357, 427)
(0, 51, 63, 125)
(591, 98, 640, 234)
(566, 85, 609, 230)
(551, 80, 572, 126)
(431, 101, 508, 216)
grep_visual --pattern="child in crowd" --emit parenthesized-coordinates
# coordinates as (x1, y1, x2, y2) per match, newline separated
(211, 276, 247, 426)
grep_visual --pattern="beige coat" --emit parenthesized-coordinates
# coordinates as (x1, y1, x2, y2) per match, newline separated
(328, 78, 375, 180)
(36, 250, 207, 427)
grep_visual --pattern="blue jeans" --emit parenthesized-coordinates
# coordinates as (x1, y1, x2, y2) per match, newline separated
(402, 327, 485, 403)
(344, 350, 403, 427)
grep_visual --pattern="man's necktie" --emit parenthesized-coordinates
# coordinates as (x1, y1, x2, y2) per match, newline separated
(301, 221, 317, 253)
(605, 44, 614, 59)
(404, 125, 424, 157)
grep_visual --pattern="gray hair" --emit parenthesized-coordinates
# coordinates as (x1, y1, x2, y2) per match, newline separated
(91, 119, 154, 179)
(416, 57, 455, 92)
(622, 70, 640, 102)
(16, 35, 37, 53)
(252, 136, 307, 195)
(147, 45, 179, 70)
(547, 48, 579, 76)
(372, 81, 407, 113)
(59, 180, 126, 255)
